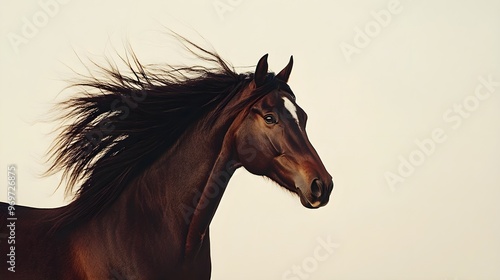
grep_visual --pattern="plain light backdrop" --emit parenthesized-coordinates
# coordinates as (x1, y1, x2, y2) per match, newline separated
(1, 0, 499, 279)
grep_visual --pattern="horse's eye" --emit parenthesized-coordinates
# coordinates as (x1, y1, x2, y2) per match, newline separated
(264, 114, 277, 124)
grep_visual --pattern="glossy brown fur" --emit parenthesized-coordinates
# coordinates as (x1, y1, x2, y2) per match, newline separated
(0, 38, 333, 279)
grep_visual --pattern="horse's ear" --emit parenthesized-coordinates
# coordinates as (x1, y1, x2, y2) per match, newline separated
(254, 54, 269, 87)
(276, 55, 293, 83)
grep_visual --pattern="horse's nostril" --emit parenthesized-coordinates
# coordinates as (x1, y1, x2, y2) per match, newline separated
(311, 179, 322, 198)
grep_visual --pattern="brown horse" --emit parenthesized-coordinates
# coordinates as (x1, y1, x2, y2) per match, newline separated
(0, 37, 333, 279)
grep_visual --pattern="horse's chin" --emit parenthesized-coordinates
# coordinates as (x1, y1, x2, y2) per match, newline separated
(296, 188, 324, 209)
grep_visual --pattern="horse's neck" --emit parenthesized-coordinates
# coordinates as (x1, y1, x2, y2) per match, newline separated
(184, 132, 240, 258)
(95, 117, 238, 262)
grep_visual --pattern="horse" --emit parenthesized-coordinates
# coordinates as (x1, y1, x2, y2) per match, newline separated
(0, 36, 333, 279)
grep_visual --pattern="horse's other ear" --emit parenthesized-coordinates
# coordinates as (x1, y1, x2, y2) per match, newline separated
(254, 54, 269, 87)
(276, 55, 293, 83)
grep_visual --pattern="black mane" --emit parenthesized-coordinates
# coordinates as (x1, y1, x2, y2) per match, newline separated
(45, 35, 288, 232)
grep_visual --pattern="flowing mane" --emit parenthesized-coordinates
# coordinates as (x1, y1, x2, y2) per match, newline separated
(45, 36, 290, 232)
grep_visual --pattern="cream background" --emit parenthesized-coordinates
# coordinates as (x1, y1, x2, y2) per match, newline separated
(1, 0, 499, 279)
